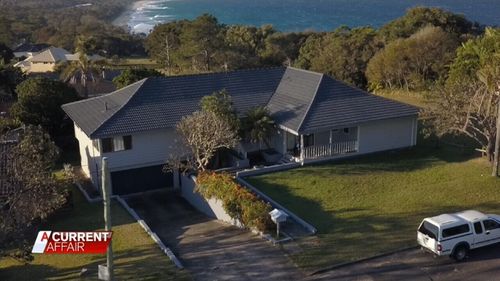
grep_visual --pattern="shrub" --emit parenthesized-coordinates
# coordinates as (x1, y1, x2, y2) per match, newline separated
(196, 172, 273, 232)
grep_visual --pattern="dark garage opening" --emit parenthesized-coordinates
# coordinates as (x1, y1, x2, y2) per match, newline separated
(111, 164, 173, 195)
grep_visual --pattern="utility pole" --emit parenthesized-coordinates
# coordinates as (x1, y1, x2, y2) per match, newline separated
(101, 157, 114, 280)
(493, 88, 500, 177)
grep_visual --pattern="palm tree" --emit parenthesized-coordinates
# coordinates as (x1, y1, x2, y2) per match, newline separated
(60, 36, 102, 97)
(242, 106, 276, 149)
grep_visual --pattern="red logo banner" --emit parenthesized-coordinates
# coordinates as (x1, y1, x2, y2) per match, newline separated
(32, 231, 113, 254)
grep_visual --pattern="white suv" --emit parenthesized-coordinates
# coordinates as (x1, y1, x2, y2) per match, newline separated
(417, 210, 500, 261)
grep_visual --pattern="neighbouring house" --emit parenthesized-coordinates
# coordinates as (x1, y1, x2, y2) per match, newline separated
(13, 43, 51, 58)
(62, 67, 419, 195)
(14, 46, 104, 73)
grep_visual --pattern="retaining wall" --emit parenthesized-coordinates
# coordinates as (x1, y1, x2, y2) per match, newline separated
(180, 174, 242, 227)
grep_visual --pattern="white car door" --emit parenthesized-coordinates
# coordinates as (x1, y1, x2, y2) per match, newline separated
(472, 221, 489, 249)
(481, 219, 500, 246)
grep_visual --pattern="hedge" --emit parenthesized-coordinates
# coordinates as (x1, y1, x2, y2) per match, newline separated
(196, 172, 273, 232)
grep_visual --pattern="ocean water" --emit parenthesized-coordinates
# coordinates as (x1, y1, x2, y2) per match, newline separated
(128, 0, 500, 34)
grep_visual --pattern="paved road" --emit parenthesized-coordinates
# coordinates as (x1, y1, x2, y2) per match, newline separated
(126, 190, 304, 281)
(309, 243, 500, 281)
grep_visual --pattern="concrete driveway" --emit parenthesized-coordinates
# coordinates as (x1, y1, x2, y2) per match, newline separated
(126, 190, 304, 281)
(309, 243, 500, 281)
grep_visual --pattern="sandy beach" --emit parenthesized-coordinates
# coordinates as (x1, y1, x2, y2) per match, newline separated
(112, 0, 149, 30)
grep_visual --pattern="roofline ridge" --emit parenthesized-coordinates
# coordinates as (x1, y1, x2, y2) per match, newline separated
(319, 75, 420, 110)
(48, 47, 57, 63)
(368, 92, 421, 110)
(162, 66, 285, 80)
(89, 78, 150, 137)
(62, 78, 148, 108)
(286, 66, 324, 77)
(297, 73, 324, 134)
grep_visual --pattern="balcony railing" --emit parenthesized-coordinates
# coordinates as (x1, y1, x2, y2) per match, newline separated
(303, 140, 358, 159)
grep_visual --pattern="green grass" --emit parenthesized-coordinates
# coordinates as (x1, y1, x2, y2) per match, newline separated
(247, 144, 500, 271)
(0, 188, 191, 280)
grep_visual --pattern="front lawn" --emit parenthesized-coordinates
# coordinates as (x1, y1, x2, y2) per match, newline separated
(246, 144, 500, 270)
(0, 187, 191, 280)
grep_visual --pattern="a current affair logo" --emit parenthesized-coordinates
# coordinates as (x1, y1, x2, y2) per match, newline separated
(32, 231, 112, 254)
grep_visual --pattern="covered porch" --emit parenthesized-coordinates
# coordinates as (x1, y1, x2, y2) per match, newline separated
(283, 126, 359, 161)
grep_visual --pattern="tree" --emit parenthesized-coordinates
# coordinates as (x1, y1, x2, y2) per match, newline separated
(259, 31, 310, 66)
(0, 16, 14, 46)
(59, 36, 103, 97)
(145, 20, 184, 73)
(170, 110, 239, 172)
(0, 65, 24, 101)
(296, 26, 382, 88)
(112, 68, 162, 89)
(0, 43, 13, 64)
(475, 29, 500, 176)
(0, 126, 68, 259)
(378, 6, 479, 42)
(241, 106, 276, 149)
(10, 77, 79, 135)
(179, 14, 225, 72)
(199, 89, 239, 131)
(430, 28, 500, 162)
(366, 26, 458, 91)
(222, 25, 271, 69)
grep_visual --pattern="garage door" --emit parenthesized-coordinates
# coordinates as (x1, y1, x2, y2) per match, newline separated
(111, 165, 173, 195)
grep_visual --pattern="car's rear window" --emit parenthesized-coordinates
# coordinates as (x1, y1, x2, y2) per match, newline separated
(419, 221, 439, 240)
(442, 224, 470, 238)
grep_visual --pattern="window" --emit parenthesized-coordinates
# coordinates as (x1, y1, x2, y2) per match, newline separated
(474, 222, 483, 234)
(101, 138, 113, 153)
(123, 135, 132, 150)
(483, 219, 500, 231)
(419, 221, 439, 240)
(343, 128, 350, 134)
(442, 224, 470, 238)
(101, 136, 132, 153)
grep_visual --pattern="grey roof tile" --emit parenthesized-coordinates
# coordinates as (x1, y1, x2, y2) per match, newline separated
(63, 68, 285, 138)
(266, 67, 323, 133)
(28, 47, 70, 63)
(299, 77, 419, 133)
(62, 67, 419, 139)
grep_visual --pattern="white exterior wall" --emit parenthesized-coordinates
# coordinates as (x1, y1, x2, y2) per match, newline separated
(181, 175, 241, 227)
(73, 124, 179, 186)
(358, 116, 417, 154)
(102, 128, 178, 172)
(74, 124, 100, 182)
(28, 62, 56, 72)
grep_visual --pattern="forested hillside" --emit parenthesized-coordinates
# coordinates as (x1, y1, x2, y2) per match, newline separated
(0, 0, 144, 56)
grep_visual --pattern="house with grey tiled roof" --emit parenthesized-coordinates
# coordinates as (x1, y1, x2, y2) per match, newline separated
(62, 67, 419, 195)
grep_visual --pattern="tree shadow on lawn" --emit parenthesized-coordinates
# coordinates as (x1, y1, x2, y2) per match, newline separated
(249, 180, 500, 270)
(45, 187, 136, 231)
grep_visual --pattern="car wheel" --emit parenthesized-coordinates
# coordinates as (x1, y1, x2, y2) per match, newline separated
(452, 245, 468, 261)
